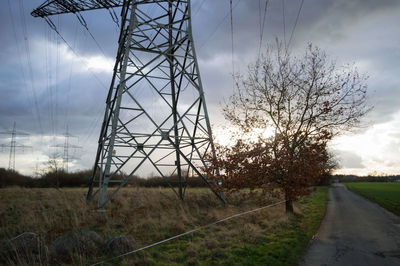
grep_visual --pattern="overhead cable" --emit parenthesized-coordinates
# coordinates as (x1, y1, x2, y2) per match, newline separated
(44, 17, 107, 89)
(258, 0, 270, 57)
(282, 0, 287, 49)
(230, 0, 235, 85)
(193, 0, 207, 17)
(17, 0, 44, 136)
(6, 0, 36, 132)
(287, 0, 305, 50)
(199, 0, 242, 49)
(75, 12, 107, 57)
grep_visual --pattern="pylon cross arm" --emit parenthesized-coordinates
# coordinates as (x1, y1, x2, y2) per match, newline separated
(31, 0, 124, 17)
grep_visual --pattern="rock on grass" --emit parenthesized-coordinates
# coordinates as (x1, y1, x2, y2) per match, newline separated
(52, 229, 103, 261)
(105, 235, 134, 255)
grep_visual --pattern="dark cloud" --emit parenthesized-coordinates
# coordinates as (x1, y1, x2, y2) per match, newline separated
(1, 0, 399, 174)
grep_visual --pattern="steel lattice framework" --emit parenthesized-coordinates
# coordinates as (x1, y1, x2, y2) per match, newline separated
(32, 0, 225, 209)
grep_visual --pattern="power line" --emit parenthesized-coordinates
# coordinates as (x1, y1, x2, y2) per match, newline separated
(55, 15, 61, 137)
(17, 0, 45, 136)
(259, 0, 262, 38)
(282, 0, 287, 49)
(45, 19, 59, 139)
(230, 0, 235, 82)
(65, 21, 80, 128)
(6, 0, 33, 123)
(199, 0, 242, 50)
(258, 0, 270, 57)
(193, 0, 207, 17)
(44, 25, 54, 137)
(287, 0, 305, 50)
(43, 16, 109, 150)
(43, 17, 107, 90)
(44, 14, 109, 143)
(75, 12, 108, 57)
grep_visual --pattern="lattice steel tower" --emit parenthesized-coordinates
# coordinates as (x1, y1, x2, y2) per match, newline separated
(50, 126, 82, 172)
(32, 0, 224, 209)
(0, 122, 30, 171)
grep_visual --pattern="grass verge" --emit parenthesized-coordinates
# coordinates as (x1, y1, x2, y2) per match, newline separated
(345, 182, 400, 216)
(111, 187, 328, 265)
(0, 187, 328, 265)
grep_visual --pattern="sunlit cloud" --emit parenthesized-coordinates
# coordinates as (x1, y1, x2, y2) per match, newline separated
(57, 42, 114, 73)
(32, 38, 114, 75)
(84, 55, 114, 73)
(331, 111, 400, 175)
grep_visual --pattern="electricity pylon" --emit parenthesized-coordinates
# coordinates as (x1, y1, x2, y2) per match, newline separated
(0, 122, 30, 171)
(32, 0, 224, 209)
(50, 126, 82, 172)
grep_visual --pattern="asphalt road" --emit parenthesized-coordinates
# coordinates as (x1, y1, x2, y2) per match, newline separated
(300, 183, 400, 266)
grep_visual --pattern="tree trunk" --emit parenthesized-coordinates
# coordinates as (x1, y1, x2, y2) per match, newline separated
(285, 200, 294, 213)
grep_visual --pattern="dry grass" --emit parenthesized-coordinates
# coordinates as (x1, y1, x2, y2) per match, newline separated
(0, 187, 294, 265)
(0, 187, 285, 239)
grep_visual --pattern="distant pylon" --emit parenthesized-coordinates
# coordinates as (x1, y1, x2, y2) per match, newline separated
(32, 0, 225, 209)
(0, 122, 31, 171)
(51, 125, 82, 172)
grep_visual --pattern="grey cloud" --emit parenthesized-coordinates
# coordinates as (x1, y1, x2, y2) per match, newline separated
(334, 150, 364, 169)
(1, 0, 400, 173)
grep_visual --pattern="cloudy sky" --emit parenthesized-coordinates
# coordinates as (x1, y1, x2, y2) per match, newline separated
(0, 0, 399, 176)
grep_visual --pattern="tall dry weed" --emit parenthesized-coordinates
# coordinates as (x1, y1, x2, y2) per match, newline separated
(1, 187, 290, 264)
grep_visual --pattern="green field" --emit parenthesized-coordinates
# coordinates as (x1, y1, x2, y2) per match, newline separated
(0, 187, 328, 265)
(346, 182, 400, 216)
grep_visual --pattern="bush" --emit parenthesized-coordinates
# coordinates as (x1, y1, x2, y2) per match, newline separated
(0, 168, 33, 188)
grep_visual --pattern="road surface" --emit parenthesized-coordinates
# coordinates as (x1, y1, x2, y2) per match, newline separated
(300, 183, 400, 266)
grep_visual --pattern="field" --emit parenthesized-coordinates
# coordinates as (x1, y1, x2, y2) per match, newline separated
(346, 182, 400, 216)
(0, 187, 328, 265)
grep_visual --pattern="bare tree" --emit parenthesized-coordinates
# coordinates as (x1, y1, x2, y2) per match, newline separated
(217, 42, 369, 212)
(44, 152, 64, 188)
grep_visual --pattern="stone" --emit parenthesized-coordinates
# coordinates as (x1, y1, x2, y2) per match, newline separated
(52, 229, 103, 261)
(105, 235, 134, 255)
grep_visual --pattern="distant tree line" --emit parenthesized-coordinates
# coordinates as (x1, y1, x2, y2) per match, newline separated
(1, 167, 399, 189)
(0, 168, 91, 188)
(334, 174, 400, 183)
(0, 168, 210, 188)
